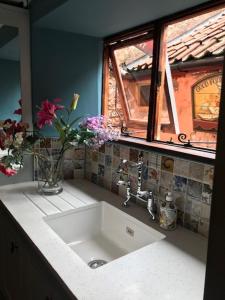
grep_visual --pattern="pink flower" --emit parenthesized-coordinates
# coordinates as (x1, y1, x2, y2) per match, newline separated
(14, 99, 22, 115)
(0, 163, 17, 176)
(37, 100, 64, 129)
(14, 108, 22, 115)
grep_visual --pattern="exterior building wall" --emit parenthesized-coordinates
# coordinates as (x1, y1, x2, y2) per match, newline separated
(106, 62, 222, 147)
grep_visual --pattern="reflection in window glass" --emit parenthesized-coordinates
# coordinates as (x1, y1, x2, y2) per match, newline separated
(108, 38, 154, 138)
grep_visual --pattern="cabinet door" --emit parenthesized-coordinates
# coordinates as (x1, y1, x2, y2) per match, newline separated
(2, 213, 24, 299)
(0, 211, 10, 300)
(0, 206, 76, 300)
(0, 208, 6, 292)
(24, 244, 76, 300)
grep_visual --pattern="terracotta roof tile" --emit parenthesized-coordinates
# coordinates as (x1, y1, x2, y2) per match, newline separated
(126, 11, 225, 72)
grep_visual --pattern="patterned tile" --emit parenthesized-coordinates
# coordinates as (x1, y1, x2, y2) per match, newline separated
(91, 173, 98, 184)
(142, 165, 148, 181)
(99, 144, 105, 153)
(111, 182, 119, 194)
(177, 210, 184, 226)
(105, 143, 113, 155)
(74, 147, 85, 160)
(83, 142, 214, 237)
(129, 175, 138, 194)
(98, 153, 105, 165)
(85, 148, 92, 161)
(148, 167, 160, 184)
(184, 213, 199, 233)
(200, 203, 211, 220)
(98, 176, 104, 187)
(184, 199, 192, 215)
(74, 169, 84, 179)
(198, 219, 209, 238)
(103, 178, 112, 191)
(64, 149, 75, 160)
(92, 151, 99, 162)
(105, 155, 112, 167)
(161, 156, 174, 173)
(189, 162, 204, 181)
(148, 152, 159, 168)
(160, 171, 173, 189)
(191, 199, 202, 217)
(173, 175, 187, 192)
(98, 164, 105, 177)
(63, 160, 74, 179)
(129, 148, 139, 162)
(203, 165, 214, 187)
(173, 192, 185, 212)
(112, 156, 121, 170)
(91, 161, 98, 174)
(113, 144, 120, 157)
(202, 184, 212, 205)
(187, 179, 202, 199)
(142, 151, 149, 165)
(120, 146, 130, 160)
(74, 160, 84, 170)
(173, 159, 190, 177)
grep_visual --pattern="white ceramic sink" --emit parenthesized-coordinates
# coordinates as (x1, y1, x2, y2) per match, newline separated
(44, 201, 165, 268)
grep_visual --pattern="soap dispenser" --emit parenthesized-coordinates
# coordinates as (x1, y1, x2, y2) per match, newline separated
(159, 192, 177, 231)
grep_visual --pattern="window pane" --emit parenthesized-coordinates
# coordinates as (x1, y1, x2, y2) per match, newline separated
(105, 38, 154, 139)
(155, 7, 225, 150)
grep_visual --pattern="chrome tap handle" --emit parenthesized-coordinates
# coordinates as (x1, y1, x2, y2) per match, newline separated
(123, 180, 131, 207)
(117, 159, 128, 173)
(147, 192, 157, 221)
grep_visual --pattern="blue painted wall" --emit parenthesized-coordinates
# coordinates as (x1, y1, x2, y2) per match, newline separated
(0, 58, 21, 121)
(31, 28, 103, 135)
(34, 0, 209, 37)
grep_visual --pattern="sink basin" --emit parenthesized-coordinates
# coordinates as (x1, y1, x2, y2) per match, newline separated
(44, 201, 165, 268)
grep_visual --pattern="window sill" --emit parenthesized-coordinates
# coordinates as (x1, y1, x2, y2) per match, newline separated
(116, 136, 215, 165)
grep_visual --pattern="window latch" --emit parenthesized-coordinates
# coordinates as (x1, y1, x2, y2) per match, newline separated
(178, 133, 217, 147)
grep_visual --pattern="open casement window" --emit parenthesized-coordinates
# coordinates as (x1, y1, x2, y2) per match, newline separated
(154, 6, 225, 150)
(103, 33, 177, 139)
(103, 4, 225, 152)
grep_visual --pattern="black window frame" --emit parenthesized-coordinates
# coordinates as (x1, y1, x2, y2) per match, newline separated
(102, 0, 225, 164)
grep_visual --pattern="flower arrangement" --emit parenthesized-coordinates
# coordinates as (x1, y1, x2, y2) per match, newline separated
(0, 94, 119, 194)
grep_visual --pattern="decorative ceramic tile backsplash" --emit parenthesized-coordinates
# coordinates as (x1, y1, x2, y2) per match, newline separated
(33, 139, 213, 237)
(84, 142, 214, 238)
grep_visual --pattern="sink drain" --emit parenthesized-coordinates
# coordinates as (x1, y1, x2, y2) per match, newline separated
(88, 259, 107, 269)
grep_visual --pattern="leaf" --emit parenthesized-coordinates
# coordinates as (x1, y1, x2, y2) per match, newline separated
(54, 120, 65, 141)
(60, 118, 67, 127)
(69, 116, 82, 128)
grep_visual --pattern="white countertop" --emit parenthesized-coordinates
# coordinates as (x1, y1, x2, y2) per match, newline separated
(0, 180, 207, 300)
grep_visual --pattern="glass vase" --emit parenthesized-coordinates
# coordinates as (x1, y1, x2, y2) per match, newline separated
(37, 152, 64, 195)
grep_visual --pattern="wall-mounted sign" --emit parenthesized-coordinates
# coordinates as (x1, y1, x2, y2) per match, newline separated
(192, 73, 221, 131)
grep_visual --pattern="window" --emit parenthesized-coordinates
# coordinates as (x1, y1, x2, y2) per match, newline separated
(102, 3, 225, 152)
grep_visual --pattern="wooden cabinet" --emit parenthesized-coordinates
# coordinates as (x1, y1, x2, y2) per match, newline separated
(0, 204, 76, 300)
